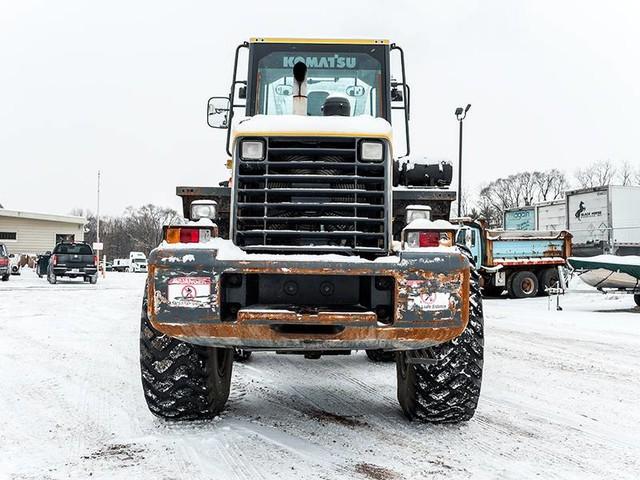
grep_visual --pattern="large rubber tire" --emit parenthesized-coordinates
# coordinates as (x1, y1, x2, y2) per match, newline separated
(537, 268, 559, 296)
(634, 294, 640, 307)
(366, 349, 395, 362)
(1, 274, 9, 282)
(396, 248, 484, 423)
(140, 290, 233, 420)
(47, 269, 57, 285)
(89, 274, 98, 285)
(509, 271, 539, 298)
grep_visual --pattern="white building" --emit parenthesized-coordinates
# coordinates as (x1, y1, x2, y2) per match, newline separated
(0, 209, 86, 255)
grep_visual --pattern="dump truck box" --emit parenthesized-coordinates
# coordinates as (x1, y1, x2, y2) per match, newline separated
(484, 229, 571, 267)
(457, 219, 571, 297)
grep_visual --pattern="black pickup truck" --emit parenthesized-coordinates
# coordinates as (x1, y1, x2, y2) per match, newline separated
(0, 244, 9, 281)
(47, 242, 98, 284)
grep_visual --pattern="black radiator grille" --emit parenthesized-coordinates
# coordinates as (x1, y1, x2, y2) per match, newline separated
(233, 137, 388, 256)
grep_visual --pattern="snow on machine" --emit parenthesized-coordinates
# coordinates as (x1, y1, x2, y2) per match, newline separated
(140, 38, 483, 423)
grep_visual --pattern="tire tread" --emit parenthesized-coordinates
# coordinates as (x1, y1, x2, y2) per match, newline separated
(139, 292, 231, 420)
(397, 247, 484, 423)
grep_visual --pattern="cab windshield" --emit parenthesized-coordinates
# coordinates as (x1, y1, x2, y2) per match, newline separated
(250, 44, 388, 118)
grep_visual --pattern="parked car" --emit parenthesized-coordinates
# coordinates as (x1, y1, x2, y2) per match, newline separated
(47, 242, 98, 284)
(0, 244, 10, 281)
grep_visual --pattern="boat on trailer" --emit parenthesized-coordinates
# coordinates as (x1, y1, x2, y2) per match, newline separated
(567, 255, 640, 306)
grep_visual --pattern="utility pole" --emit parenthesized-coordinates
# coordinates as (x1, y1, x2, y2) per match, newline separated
(96, 170, 102, 275)
(455, 104, 471, 218)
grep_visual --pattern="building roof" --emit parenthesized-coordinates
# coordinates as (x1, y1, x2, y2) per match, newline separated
(0, 209, 86, 225)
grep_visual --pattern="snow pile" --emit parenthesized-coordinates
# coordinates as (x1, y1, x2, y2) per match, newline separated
(404, 219, 456, 231)
(2, 271, 639, 478)
(570, 254, 640, 267)
(157, 237, 400, 264)
(232, 114, 393, 138)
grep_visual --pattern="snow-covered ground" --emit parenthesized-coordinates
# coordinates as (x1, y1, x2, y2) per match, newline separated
(1, 270, 639, 480)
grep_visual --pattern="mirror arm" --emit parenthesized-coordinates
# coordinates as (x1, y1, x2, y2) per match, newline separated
(405, 83, 411, 120)
(391, 44, 410, 158)
(226, 42, 249, 157)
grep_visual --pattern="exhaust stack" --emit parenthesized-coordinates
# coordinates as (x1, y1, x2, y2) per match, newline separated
(292, 61, 307, 116)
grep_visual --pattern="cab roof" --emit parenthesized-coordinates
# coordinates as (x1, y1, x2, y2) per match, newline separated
(250, 37, 389, 45)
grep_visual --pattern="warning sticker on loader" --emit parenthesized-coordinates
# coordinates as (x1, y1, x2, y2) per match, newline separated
(405, 280, 452, 312)
(167, 277, 212, 308)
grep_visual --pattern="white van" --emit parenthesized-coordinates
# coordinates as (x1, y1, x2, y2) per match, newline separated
(112, 252, 148, 272)
(128, 252, 148, 273)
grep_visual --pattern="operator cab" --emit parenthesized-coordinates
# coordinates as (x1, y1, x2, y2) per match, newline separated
(208, 38, 409, 157)
(248, 39, 391, 119)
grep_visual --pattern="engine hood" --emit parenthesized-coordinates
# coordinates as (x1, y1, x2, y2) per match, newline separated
(232, 114, 393, 141)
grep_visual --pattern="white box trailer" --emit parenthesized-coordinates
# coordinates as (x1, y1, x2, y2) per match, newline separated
(566, 185, 640, 256)
(536, 199, 566, 231)
(503, 206, 536, 230)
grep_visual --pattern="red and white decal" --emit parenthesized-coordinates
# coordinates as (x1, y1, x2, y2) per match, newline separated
(167, 277, 211, 308)
(405, 279, 452, 312)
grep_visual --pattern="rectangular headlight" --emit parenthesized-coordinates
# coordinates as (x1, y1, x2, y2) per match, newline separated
(191, 201, 217, 220)
(360, 141, 384, 162)
(241, 140, 265, 160)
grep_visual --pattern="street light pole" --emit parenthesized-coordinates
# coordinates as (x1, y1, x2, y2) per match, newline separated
(96, 170, 100, 248)
(455, 104, 471, 218)
(96, 170, 102, 274)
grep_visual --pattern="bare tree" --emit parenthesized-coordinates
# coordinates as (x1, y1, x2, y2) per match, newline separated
(455, 187, 474, 217)
(617, 161, 636, 186)
(69, 208, 87, 217)
(124, 204, 182, 253)
(518, 171, 538, 206)
(75, 204, 182, 259)
(575, 160, 617, 188)
(534, 169, 565, 200)
(475, 168, 571, 227)
(474, 194, 501, 227)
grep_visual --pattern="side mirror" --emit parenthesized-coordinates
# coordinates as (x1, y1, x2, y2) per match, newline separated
(391, 86, 403, 102)
(207, 96, 230, 129)
(238, 86, 247, 99)
(190, 200, 217, 221)
(458, 227, 473, 249)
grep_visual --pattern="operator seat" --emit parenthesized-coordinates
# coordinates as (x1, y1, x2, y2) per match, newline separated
(322, 96, 351, 116)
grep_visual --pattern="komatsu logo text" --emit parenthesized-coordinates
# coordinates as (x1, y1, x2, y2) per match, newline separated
(283, 55, 357, 69)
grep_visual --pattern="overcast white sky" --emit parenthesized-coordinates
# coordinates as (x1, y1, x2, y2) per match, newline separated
(1, 0, 639, 216)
